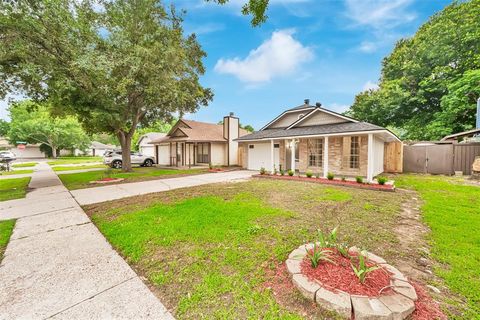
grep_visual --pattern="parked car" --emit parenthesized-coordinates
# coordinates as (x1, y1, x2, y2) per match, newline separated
(103, 150, 155, 169)
(0, 151, 16, 161)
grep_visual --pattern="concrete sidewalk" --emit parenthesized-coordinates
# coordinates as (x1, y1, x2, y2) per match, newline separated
(0, 163, 173, 319)
(71, 170, 254, 205)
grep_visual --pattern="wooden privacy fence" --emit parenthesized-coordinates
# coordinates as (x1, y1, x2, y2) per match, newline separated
(403, 143, 480, 175)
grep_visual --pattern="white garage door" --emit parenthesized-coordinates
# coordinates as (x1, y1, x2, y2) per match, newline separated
(157, 145, 170, 165)
(247, 143, 280, 171)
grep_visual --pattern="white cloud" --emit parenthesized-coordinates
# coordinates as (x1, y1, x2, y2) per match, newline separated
(327, 103, 350, 113)
(345, 0, 416, 29)
(214, 29, 313, 84)
(362, 80, 379, 91)
(185, 22, 224, 35)
(358, 41, 377, 53)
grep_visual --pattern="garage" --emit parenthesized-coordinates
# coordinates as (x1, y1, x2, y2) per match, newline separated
(156, 144, 170, 165)
(247, 142, 279, 171)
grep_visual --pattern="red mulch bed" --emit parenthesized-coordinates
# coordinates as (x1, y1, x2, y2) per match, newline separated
(254, 174, 395, 192)
(208, 168, 224, 172)
(411, 282, 447, 320)
(99, 177, 117, 181)
(300, 249, 393, 296)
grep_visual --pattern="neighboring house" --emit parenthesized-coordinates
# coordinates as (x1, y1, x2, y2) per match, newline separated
(0, 137, 46, 159)
(138, 133, 166, 160)
(85, 141, 117, 157)
(150, 113, 248, 167)
(235, 100, 400, 182)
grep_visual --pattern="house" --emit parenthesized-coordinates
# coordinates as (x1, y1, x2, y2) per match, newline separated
(138, 133, 166, 160)
(85, 141, 117, 157)
(150, 113, 249, 167)
(235, 100, 401, 182)
(0, 137, 46, 159)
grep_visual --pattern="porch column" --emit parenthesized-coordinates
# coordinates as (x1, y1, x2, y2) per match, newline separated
(323, 136, 329, 178)
(270, 139, 275, 173)
(367, 133, 374, 182)
(291, 139, 296, 172)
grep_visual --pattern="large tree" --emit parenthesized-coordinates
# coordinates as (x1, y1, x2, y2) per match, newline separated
(347, 0, 480, 140)
(207, 0, 269, 26)
(8, 101, 90, 158)
(0, 119, 9, 137)
(0, 0, 212, 171)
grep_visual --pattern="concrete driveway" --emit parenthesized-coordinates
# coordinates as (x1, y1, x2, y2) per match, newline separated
(71, 170, 255, 205)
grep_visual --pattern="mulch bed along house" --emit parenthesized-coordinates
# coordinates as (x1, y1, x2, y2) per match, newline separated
(253, 174, 395, 192)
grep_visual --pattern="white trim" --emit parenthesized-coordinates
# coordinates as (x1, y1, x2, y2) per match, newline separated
(367, 133, 374, 182)
(286, 108, 357, 130)
(270, 140, 274, 173)
(259, 107, 315, 131)
(323, 137, 329, 178)
(237, 129, 400, 142)
(291, 139, 296, 172)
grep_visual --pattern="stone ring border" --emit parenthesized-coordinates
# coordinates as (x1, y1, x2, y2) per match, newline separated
(286, 244, 417, 319)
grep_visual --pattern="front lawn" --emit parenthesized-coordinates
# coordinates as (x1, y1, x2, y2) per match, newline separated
(0, 177, 31, 201)
(0, 219, 15, 261)
(59, 167, 207, 190)
(0, 169, 34, 176)
(47, 156, 102, 166)
(394, 174, 480, 318)
(85, 179, 407, 319)
(12, 162, 37, 168)
(52, 164, 108, 172)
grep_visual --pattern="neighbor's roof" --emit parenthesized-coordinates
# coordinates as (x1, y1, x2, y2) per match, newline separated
(441, 128, 480, 141)
(90, 141, 116, 149)
(138, 132, 166, 145)
(236, 121, 393, 141)
(150, 119, 249, 144)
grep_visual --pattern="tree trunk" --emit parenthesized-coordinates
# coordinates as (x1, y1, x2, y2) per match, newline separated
(117, 131, 133, 172)
(51, 145, 57, 158)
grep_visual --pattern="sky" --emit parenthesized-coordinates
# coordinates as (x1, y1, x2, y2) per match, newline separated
(0, 0, 452, 130)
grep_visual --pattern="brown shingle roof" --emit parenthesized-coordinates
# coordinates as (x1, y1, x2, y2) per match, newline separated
(150, 119, 249, 144)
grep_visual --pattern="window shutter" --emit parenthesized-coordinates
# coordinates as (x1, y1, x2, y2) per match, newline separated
(342, 137, 350, 169)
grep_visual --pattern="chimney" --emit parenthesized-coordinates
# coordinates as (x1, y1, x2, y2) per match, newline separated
(316, 102, 322, 108)
(304, 99, 310, 105)
(223, 113, 240, 166)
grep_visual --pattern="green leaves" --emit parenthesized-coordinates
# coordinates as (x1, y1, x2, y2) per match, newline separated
(305, 243, 336, 268)
(351, 250, 380, 284)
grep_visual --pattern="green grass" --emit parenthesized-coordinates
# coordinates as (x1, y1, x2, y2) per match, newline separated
(12, 162, 37, 168)
(59, 167, 206, 190)
(0, 219, 15, 262)
(47, 156, 102, 166)
(52, 164, 107, 172)
(0, 177, 31, 201)
(87, 179, 404, 319)
(0, 169, 34, 176)
(395, 175, 480, 318)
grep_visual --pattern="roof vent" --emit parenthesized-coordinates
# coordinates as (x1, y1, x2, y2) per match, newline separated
(304, 99, 310, 105)
(229, 112, 234, 117)
(316, 102, 322, 108)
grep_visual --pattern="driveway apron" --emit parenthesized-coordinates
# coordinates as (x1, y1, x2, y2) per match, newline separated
(0, 163, 173, 319)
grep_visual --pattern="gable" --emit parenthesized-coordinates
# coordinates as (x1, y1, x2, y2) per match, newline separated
(265, 109, 314, 129)
(170, 128, 187, 137)
(294, 110, 349, 127)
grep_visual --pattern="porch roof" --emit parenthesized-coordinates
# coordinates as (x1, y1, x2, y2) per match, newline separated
(235, 121, 399, 142)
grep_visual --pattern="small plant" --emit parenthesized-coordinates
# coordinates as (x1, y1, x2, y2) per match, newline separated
(317, 227, 338, 248)
(247, 224, 262, 235)
(306, 170, 313, 178)
(336, 243, 350, 258)
(341, 176, 346, 181)
(260, 167, 266, 175)
(306, 243, 336, 268)
(288, 169, 294, 176)
(355, 176, 364, 183)
(377, 176, 388, 185)
(315, 172, 320, 178)
(327, 172, 334, 180)
(273, 165, 278, 175)
(280, 169, 285, 176)
(297, 171, 301, 177)
(351, 250, 380, 284)
(209, 162, 213, 170)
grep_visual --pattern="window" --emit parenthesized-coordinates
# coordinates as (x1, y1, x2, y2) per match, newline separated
(197, 143, 209, 163)
(274, 143, 280, 148)
(350, 136, 360, 169)
(308, 139, 323, 167)
(297, 114, 305, 119)
(249, 145, 254, 149)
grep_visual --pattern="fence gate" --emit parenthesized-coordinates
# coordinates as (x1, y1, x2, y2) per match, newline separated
(403, 144, 454, 175)
(453, 143, 480, 175)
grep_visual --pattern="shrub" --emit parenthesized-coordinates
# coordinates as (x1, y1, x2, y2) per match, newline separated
(260, 167, 266, 175)
(315, 172, 320, 178)
(208, 162, 213, 170)
(355, 176, 364, 183)
(273, 165, 278, 175)
(280, 169, 285, 176)
(377, 176, 388, 185)
(306, 243, 336, 268)
(288, 169, 294, 176)
(341, 176, 346, 181)
(351, 250, 380, 283)
(327, 172, 334, 180)
(306, 170, 313, 178)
